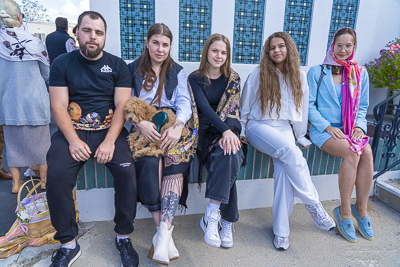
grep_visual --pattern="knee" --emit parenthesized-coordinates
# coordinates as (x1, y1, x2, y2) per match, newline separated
(278, 144, 301, 161)
(344, 153, 361, 166)
(360, 146, 373, 165)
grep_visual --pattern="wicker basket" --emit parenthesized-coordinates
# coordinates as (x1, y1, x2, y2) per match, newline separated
(17, 179, 53, 237)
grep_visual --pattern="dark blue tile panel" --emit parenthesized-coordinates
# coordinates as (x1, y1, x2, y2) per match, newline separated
(179, 0, 212, 62)
(119, 0, 155, 60)
(232, 0, 266, 64)
(283, 0, 314, 66)
(327, 0, 359, 50)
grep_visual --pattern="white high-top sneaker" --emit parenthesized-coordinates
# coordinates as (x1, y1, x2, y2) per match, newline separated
(200, 208, 221, 247)
(220, 219, 234, 248)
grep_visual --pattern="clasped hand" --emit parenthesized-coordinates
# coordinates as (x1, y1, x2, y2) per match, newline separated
(219, 130, 241, 155)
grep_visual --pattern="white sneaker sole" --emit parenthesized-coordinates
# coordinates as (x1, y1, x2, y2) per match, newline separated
(68, 249, 82, 267)
(200, 217, 221, 247)
(273, 239, 289, 251)
(221, 240, 233, 248)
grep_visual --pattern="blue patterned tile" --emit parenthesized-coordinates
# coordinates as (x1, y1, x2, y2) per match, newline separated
(119, 0, 155, 60)
(283, 0, 314, 66)
(327, 0, 359, 50)
(179, 0, 212, 62)
(232, 0, 266, 64)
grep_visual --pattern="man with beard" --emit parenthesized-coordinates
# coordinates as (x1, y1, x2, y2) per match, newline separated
(46, 11, 138, 267)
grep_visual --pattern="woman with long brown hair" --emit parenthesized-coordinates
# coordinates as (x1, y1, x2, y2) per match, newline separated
(240, 32, 335, 250)
(127, 23, 197, 265)
(308, 28, 373, 243)
(188, 34, 243, 249)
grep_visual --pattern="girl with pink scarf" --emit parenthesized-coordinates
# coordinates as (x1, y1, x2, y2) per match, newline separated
(307, 28, 374, 243)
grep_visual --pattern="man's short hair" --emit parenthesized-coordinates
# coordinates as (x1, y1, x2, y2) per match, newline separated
(55, 17, 68, 29)
(77, 11, 107, 32)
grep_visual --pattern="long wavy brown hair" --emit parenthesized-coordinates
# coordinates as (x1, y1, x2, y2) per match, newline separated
(258, 32, 303, 118)
(136, 23, 173, 107)
(197, 33, 231, 79)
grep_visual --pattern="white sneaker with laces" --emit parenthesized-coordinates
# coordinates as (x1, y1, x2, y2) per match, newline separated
(305, 202, 336, 231)
(200, 208, 221, 247)
(273, 235, 289, 250)
(220, 219, 234, 248)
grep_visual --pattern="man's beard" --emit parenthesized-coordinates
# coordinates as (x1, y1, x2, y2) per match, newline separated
(80, 42, 103, 59)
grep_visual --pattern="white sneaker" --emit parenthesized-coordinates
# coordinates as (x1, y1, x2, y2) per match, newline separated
(220, 219, 234, 248)
(273, 235, 289, 250)
(200, 208, 221, 247)
(305, 202, 336, 231)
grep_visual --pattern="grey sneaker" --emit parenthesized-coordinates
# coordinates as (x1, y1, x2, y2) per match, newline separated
(200, 208, 221, 247)
(220, 219, 234, 248)
(305, 202, 336, 231)
(273, 235, 289, 250)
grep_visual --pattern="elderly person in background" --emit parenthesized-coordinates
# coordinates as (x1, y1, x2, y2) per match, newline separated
(0, 0, 50, 193)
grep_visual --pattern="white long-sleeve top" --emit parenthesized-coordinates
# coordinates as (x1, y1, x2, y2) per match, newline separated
(240, 66, 311, 147)
(138, 69, 192, 124)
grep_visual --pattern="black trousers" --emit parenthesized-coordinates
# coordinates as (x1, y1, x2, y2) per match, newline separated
(204, 145, 244, 222)
(46, 128, 137, 244)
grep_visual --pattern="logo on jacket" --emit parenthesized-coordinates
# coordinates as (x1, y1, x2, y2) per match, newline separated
(101, 65, 112, 73)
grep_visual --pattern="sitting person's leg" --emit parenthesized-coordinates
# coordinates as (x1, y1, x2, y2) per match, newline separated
(150, 164, 186, 264)
(354, 144, 373, 218)
(201, 145, 243, 248)
(47, 130, 86, 249)
(321, 137, 360, 220)
(135, 156, 162, 219)
(247, 121, 334, 248)
(322, 138, 374, 241)
(106, 128, 139, 266)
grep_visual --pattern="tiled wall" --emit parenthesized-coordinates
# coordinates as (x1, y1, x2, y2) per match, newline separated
(118, 0, 361, 65)
(232, 0, 266, 64)
(178, 0, 212, 62)
(283, 0, 314, 66)
(327, 0, 359, 50)
(119, 0, 155, 60)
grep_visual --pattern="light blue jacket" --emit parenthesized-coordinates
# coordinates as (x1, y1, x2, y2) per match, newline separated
(307, 65, 369, 133)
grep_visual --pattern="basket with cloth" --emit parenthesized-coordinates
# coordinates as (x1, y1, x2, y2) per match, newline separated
(0, 178, 78, 258)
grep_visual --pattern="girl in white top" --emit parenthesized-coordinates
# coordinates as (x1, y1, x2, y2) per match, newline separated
(240, 32, 335, 250)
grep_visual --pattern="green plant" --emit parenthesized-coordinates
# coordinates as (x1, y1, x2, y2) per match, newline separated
(365, 38, 400, 92)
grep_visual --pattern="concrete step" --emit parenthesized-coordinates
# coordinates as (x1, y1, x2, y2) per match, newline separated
(375, 178, 400, 212)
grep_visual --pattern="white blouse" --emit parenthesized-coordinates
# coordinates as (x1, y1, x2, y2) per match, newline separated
(240, 66, 311, 147)
(138, 69, 192, 124)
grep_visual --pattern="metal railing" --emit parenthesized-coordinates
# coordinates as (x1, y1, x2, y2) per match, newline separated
(371, 91, 400, 179)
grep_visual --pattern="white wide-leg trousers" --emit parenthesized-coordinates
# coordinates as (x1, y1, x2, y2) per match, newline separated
(246, 120, 320, 237)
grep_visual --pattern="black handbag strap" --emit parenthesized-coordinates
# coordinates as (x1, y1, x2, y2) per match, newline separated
(315, 65, 325, 109)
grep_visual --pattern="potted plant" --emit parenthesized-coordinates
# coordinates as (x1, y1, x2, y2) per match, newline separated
(365, 38, 400, 114)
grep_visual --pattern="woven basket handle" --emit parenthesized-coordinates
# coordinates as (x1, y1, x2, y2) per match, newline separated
(17, 178, 44, 211)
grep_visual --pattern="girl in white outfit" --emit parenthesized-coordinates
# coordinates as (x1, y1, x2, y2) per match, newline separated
(240, 32, 335, 250)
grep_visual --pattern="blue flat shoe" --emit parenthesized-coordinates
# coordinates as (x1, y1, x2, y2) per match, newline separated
(333, 206, 357, 243)
(351, 204, 374, 241)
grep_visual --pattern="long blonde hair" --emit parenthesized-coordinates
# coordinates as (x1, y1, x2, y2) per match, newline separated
(0, 0, 21, 28)
(258, 32, 303, 118)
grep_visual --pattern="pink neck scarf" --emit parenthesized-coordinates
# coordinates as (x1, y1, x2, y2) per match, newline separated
(323, 28, 369, 155)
